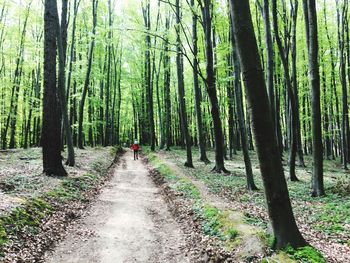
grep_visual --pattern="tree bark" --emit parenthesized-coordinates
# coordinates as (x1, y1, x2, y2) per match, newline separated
(201, 0, 228, 173)
(43, 0, 67, 176)
(176, 0, 193, 168)
(78, 0, 98, 149)
(191, 0, 209, 163)
(55, 0, 75, 166)
(304, 0, 325, 196)
(229, 0, 307, 249)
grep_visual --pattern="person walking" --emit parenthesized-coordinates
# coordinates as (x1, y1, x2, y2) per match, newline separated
(131, 140, 140, 160)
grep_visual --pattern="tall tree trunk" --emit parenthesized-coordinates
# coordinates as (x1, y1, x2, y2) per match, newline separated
(290, 0, 305, 167)
(176, 0, 193, 167)
(43, 0, 67, 176)
(262, 0, 278, 152)
(77, 0, 98, 149)
(142, 0, 156, 150)
(191, 0, 209, 163)
(304, 0, 325, 196)
(231, 35, 258, 190)
(336, 0, 349, 169)
(56, 0, 75, 166)
(272, 0, 299, 181)
(230, 0, 307, 249)
(164, 14, 172, 150)
(201, 0, 228, 173)
(4, 4, 30, 149)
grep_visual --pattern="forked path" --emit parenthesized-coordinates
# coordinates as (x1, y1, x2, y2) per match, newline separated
(45, 151, 189, 263)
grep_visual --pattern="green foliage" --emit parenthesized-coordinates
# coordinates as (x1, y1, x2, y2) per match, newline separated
(194, 205, 240, 244)
(171, 179, 201, 200)
(285, 246, 326, 263)
(314, 200, 350, 236)
(201, 206, 223, 237)
(227, 228, 239, 240)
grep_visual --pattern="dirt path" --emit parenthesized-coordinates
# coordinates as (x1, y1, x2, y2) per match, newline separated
(153, 152, 266, 259)
(45, 151, 189, 263)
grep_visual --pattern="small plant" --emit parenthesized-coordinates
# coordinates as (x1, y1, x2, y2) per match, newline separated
(285, 246, 326, 263)
(227, 228, 239, 240)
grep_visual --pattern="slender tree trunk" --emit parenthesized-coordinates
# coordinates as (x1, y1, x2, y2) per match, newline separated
(176, 0, 193, 167)
(164, 14, 172, 150)
(231, 34, 258, 190)
(304, 0, 325, 196)
(43, 0, 67, 176)
(55, 0, 75, 166)
(201, 0, 228, 173)
(142, 0, 156, 150)
(230, 0, 307, 249)
(272, 0, 299, 181)
(262, 0, 279, 153)
(78, 0, 98, 149)
(336, 0, 349, 169)
(191, 0, 209, 163)
(290, 0, 305, 167)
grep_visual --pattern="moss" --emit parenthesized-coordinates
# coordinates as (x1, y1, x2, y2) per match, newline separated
(285, 246, 326, 263)
(46, 174, 97, 202)
(0, 197, 53, 253)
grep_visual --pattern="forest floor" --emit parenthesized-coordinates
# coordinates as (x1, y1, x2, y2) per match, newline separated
(150, 147, 350, 263)
(0, 147, 115, 216)
(0, 147, 349, 262)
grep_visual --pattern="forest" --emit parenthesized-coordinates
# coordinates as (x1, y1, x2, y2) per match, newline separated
(0, 0, 349, 262)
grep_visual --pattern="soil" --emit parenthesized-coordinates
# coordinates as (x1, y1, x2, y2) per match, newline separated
(45, 150, 190, 263)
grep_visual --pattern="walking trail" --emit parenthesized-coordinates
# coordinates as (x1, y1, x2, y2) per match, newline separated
(45, 150, 189, 263)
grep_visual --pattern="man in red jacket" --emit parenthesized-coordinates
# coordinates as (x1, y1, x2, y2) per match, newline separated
(131, 140, 140, 160)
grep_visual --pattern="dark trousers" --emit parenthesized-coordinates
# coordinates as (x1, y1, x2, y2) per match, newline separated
(134, 150, 139, 160)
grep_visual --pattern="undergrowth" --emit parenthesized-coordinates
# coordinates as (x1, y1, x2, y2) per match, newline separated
(166, 148, 350, 247)
(284, 246, 326, 263)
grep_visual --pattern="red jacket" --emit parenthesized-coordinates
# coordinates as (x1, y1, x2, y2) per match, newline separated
(131, 144, 139, 151)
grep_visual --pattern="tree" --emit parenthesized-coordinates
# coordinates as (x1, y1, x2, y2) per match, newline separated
(272, 0, 299, 181)
(200, 0, 229, 173)
(229, 0, 307, 249)
(55, 0, 75, 166)
(190, 0, 210, 163)
(42, 0, 67, 176)
(176, 0, 193, 167)
(77, 0, 98, 149)
(304, 0, 325, 196)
